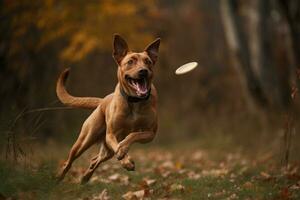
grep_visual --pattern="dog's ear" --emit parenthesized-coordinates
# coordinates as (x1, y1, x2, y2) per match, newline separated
(113, 34, 129, 64)
(144, 38, 160, 64)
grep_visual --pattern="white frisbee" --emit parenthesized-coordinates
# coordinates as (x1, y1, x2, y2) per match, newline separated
(175, 62, 198, 75)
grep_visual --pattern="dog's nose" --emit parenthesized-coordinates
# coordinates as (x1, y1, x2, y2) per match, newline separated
(138, 69, 148, 77)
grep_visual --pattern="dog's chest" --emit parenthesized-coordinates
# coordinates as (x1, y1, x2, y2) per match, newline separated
(111, 106, 155, 133)
(123, 110, 152, 129)
(127, 111, 148, 127)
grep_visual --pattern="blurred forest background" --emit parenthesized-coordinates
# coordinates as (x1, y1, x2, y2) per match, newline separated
(0, 0, 300, 161)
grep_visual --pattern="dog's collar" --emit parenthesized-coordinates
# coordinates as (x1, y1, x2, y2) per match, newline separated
(119, 86, 151, 103)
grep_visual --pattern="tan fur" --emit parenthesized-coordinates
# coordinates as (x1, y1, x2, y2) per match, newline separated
(56, 69, 102, 109)
(56, 34, 160, 184)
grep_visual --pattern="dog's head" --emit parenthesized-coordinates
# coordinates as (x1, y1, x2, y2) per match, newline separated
(112, 34, 160, 98)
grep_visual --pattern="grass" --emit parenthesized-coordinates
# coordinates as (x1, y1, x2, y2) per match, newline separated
(0, 134, 299, 200)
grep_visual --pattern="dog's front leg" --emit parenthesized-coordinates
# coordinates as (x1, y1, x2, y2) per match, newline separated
(106, 132, 135, 171)
(105, 132, 119, 153)
(116, 131, 156, 160)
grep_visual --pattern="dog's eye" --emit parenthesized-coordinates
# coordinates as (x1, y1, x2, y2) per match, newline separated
(127, 59, 134, 65)
(144, 59, 152, 65)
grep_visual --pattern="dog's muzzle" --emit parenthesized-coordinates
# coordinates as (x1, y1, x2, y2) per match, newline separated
(138, 69, 148, 78)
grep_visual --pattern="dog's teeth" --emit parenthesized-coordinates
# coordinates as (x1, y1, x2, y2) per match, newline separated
(128, 77, 148, 96)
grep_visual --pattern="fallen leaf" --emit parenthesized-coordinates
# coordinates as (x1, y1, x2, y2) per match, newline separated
(162, 171, 171, 178)
(202, 168, 228, 177)
(101, 164, 111, 171)
(290, 184, 300, 190)
(90, 176, 101, 183)
(175, 161, 183, 170)
(170, 183, 185, 193)
(91, 189, 110, 200)
(191, 150, 204, 161)
(228, 193, 238, 199)
(120, 175, 130, 185)
(243, 181, 253, 189)
(178, 169, 187, 174)
(108, 173, 120, 181)
(230, 173, 237, 179)
(107, 173, 130, 185)
(122, 191, 137, 200)
(238, 166, 248, 175)
(161, 160, 174, 169)
(213, 190, 226, 198)
(187, 171, 201, 180)
(141, 178, 156, 187)
(122, 190, 150, 200)
(260, 172, 271, 180)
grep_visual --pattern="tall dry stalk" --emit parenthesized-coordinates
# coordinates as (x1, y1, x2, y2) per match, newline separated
(4, 106, 74, 163)
(282, 69, 299, 168)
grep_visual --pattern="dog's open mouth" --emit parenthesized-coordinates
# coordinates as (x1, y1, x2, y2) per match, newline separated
(127, 77, 149, 97)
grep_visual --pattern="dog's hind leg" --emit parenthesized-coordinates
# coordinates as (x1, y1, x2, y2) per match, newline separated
(57, 108, 105, 182)
(56, 129, 99, 182)
(80, 141, 113, 184)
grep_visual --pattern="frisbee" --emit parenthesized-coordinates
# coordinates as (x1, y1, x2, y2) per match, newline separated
(175, 62, 198, 75)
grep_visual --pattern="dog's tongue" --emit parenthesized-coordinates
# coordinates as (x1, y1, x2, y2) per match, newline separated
(133, 79, 148, 97)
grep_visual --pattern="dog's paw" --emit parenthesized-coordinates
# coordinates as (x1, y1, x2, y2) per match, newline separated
(80, 173, 94, 185)
(80, 176, 89, 185)
(116, 144, 129, 160)
(120, 155, 135, 171)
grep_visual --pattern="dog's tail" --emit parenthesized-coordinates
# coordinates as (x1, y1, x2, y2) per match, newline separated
(56, 68, 102, 109)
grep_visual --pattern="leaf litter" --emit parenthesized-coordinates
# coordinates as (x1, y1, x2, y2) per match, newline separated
(55, 147, 300, 199)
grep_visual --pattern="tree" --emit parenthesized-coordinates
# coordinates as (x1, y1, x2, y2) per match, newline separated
(0, 0, 159, 111)
(220, 0, 299, 111)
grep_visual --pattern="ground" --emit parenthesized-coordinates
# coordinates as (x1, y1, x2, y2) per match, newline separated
(0, 136, 299, 200)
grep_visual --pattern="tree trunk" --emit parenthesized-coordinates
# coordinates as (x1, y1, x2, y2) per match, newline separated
(247, 0, 290, 109)
(277, 0, 300, 89)
(220, 0, 268, 110)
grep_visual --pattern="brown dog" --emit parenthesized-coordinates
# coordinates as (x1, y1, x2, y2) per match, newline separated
(56, 34, 160, 184)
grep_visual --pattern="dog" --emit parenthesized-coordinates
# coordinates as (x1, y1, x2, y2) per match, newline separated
(56, 34, 160, 184)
